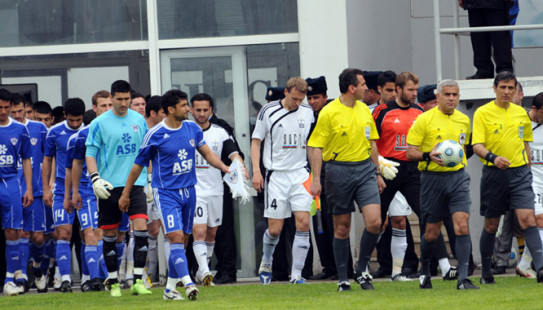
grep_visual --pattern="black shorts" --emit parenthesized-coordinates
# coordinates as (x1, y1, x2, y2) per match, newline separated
(480, 165, 534, 218)
(420, 169, 471, 224)
(378, 159, 421, 222)
(325, 159, 380, 215)
(97, 186, 148, 230)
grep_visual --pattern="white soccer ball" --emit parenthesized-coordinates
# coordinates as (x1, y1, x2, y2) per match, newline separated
(508, 247, 519, 268)
(435, 140, 463, 168)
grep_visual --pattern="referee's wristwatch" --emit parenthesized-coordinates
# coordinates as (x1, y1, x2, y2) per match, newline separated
(376, 170, 382, 176)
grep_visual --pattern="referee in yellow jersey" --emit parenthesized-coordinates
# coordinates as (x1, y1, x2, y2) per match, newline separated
(406, 79, 478, 290)
(472, 71, 543, 284)
(308, 68, 385, 292)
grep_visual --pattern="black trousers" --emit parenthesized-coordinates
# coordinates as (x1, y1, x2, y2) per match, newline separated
(468, 8, 513, 74)
(214, 188, 238, 280)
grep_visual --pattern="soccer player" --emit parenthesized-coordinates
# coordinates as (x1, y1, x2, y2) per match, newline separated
(69, 91, 114, 291)
(42, 98, 85, 293)
(377, 71, 397, 106)
(10, 94, 48, 294)
(406, 79, 478, 290)
(34, 101, 53, 128)
(190, 93, 245, 286)
(120, 89, 230, 301)
(0, 88, 33, 296)
(85, 80, 152, 297)
(252, 77, 314, 285)
(130, 92, 146, 117)
(24, 101, 35, 120)
(472, 71, 543, 284)
(308, 68, 384, 291)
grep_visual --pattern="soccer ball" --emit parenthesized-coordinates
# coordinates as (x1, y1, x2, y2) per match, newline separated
(435, 140, 463, 167)
(508, 247, 519, 268)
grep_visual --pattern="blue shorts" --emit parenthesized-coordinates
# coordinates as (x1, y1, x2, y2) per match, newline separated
(118, 212, 130, 232)
(0, 177, 23, 230)
(52, 182, 75, 227)
(154, 186, 196, 235)
(77, 185, 98, 230)
(44, 204, 55, 233)
(23, 197, 47, 232)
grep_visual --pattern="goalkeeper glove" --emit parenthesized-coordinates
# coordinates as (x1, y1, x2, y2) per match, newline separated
(379, 156, 400, 180)
(90, 172, 113, 199)
(146, 174, 154, 203)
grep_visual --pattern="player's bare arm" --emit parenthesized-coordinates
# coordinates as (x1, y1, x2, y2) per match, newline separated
(473, 143, 511, 169)
(119, 163, 145, 213)
(406, 143, 444, 166)
(251, 138, 263, 192)
(71, 158, 84, 209)
(42, 155, 54, 207)
(308, 146, 322, 197)
(63, 167, 74, 213)
(525, 142, 532, 166)
(229, 152, 249, 179)
(197, 144, 230, 174)
(22, 157, 33, 207)
(370, 140, 386, 193)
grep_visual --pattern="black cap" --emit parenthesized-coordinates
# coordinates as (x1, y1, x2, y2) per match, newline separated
(305, 76, 328, 96)
(265, 87, 285, 101)
(362, 71, 382, 92)
(417, 84, 437, 103)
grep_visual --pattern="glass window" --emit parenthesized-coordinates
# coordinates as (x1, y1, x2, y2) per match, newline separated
(0, 0, 147, 47)
(158, 0, 298, 39)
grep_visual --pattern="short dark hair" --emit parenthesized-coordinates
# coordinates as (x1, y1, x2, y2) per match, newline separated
(146, 95, 163, 117)
(493, 71, 517, 87)
(111, 80, 131, 97)
(377, 70, 397, 88)
(533, 92, 543, 110)
(161, 89, 188, 115)
(25, 101, 34, 110)
(83, 109, 97, 126)
(0, 89, 12, 103)
(11, 93, 25, 105)
(339, 68, 364, 94)
(34, 101, 53, 114)
(190, 93, 214, 110)
(131, 91, 145, 100)
(64, 98, 86, 116)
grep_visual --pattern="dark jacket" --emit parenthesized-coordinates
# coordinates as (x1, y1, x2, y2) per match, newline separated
(462, 0, 508, 10)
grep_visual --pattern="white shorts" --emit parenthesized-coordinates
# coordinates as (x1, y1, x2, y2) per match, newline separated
(193, 195, 224, 227)
(264, 168, 312, 219)
(533, 183, 543, 216)
(144, 185, 161, 223)
(387, 192, 412, 217)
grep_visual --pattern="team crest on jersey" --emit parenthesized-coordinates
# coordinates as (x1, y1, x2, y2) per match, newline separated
(459, 133, 466, 145)
(364, 126, 371, 139)
(212, 141, 219, 152)
(298, 118, 305, 128)
(519, 126, 524, 138)
(30, 138, 38, 146)
(10, 138, 18, 145)
(189, 139, 195, 147)
(132, 125, 139, 132)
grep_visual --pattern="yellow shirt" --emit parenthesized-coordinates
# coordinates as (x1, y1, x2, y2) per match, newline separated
(308, 98, 378, 162)
(472, 100, 532, 167)
(407, 107, 471, 172)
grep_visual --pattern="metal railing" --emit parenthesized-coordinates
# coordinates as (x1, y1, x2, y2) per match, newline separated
(433, 0, 543, 81)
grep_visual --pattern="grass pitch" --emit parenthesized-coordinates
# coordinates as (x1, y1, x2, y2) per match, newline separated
(1, 276, 541, 310)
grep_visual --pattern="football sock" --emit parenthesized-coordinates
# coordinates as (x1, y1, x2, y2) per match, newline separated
(19, 237, 30, 279)
(133, 230, 149, 281)
(262, 229, 279, 265)
(539, 228, 543, 249)
(97, 240, 108, 279)
(193, 240, 209, 274)
(524, 226, 543, 272)
(206, 241, 215, 264)
(455, 235, 471, 281)
(518, 236, 525, 256)
(419, 234, 436, 276)
(170, 243, 191, 282)
(147, 235, 158, 279)
(31, 241, 45, 269)
(357, 229, 380, 275)
(5, 240, 19, 283)
(439, 258, 451, 277)
(391, 228, 407, 276)
(517, 245, 532, 270)
(80, 242, 89, 279)
(164, 236, 171, 261)
(103, 234, 119, 283)
(56, 240, 72, 281)
(291, 231, 310, 280)
(126, 232, 135, 280)
(333, 237, 350, 282)
(434, 233, 449, 260)
(479, 228, 495, 278)
(85, 244, 100, 279)
(116, 241, 125, 268)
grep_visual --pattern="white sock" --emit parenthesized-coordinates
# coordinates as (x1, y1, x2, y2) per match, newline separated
(518, 246, 532, 270)
(193, 241, 209, 274)
(166, 277, 178, 291)
(81, 274, 90, 283)
(539, 228, 543, 249)
(391, 228, 407, 276)
(147, 237, 158, 278)
(290, 231, 310, 280)
(262, 229, 279, 265)
(206, 241, 215, 264)
(439, 258, 451, 277)
(126, 232, 135, 279)
(164, 237, 171, 261)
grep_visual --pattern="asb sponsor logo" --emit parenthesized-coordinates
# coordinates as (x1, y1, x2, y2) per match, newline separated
(173, 148, 193, 175)
(115, 132, 136, 156)
(0, 144, 14, 166)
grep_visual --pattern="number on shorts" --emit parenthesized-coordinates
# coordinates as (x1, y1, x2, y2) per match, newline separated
(167, 214, 175, 228)
(537, 194, 541, 205)
(80, 213, 88, 227)
(55, 209, 64, 221)
(196, 206, 203, 218)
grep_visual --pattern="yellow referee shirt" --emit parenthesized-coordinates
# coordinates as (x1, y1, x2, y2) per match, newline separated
(407, 107, 471, 172)
(308, 98, 378, 162)
(472, 100, 532, 167)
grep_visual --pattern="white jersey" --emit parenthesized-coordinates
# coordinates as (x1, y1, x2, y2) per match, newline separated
(252, 100, 314, 171)
(530, 121, 543, 186)
(195, 123, 238, 196)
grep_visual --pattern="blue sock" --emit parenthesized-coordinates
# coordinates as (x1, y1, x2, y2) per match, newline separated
(116, 241, 124, 268)
(168, 253, 179, 279)
(98, 240, 108, 279)
(19, 237, 30, 279)
(40, 239, 52, 275)
(80, 242, 89, 279)
(31, 241, 46, 268)
(56, 240, 72, 278)
(170, 243, 190, 280)
(5, 240, 20, 283)
(85, 245, 100, 280)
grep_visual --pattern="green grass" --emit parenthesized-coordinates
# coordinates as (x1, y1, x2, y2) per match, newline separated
(1, 277, 542, 310)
